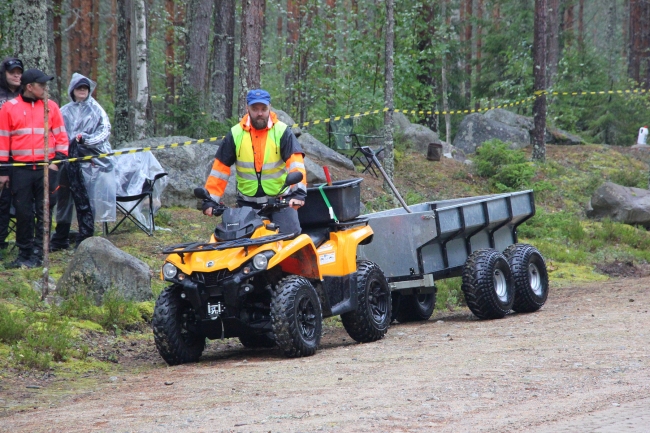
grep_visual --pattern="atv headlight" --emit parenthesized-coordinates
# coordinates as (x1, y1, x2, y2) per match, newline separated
(252, 253, 268, 270)
(162, 262, 178, 279)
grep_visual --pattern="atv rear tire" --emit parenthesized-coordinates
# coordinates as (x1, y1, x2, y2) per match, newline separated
(395, 292, 436, 323)
(239, 333, 276, 349)
(341, 261, 391, 342)
(271, 276, 322, 357)
(152, 286, 205, 365)
(503, 243, 549, 313)
(461, 249, 514, 319)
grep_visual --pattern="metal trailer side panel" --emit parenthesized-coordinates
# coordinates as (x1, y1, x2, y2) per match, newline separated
(358, 190, 535, 284)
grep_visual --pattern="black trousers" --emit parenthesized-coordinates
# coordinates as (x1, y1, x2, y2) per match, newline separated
(11, 166, 58, 259)
(0, 182, 11, 247)
(51, 160, 94, 247)
(236, 200, 302, 236)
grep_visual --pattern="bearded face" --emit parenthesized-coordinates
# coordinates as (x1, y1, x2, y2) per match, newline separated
(247, 103, 270, 130)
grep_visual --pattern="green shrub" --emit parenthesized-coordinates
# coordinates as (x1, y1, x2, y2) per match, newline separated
(435, 277, 465, 310)
(609, 168, 647, 189)
(473, 140, 535, 190)
(99, 290, 142, 331)
(0, 304, 29, 344)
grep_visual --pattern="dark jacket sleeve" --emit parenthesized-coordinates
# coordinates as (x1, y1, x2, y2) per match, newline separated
(279, 128, 307, 201)
(214, 132, 237, 166)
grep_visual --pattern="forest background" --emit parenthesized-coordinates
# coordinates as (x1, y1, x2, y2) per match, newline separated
(1, 0, 650, 154)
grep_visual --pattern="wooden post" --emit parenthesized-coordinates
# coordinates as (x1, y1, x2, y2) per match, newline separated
(42, 91, 50, 301)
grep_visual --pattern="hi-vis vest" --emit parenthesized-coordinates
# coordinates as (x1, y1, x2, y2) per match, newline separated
(233, 121, 289, 197)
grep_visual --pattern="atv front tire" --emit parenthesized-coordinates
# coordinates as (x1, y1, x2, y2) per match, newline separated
(271, 276, 322, 357)
(341, 261, 391, 342)
(152, 286, 205, 365)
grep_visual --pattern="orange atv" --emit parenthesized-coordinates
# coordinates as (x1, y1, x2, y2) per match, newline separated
(153, 173, 391, 365)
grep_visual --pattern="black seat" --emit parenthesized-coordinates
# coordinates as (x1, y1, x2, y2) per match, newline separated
(304, 228, 330, 248)
(103, 172, 168, 236)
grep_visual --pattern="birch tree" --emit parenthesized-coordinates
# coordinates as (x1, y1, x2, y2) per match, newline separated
(130, 0, 150, 139)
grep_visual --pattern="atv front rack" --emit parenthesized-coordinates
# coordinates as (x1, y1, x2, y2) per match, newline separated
(162, 232, 296, 256)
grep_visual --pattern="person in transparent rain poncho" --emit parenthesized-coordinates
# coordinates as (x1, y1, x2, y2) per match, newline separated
(50, 73, 116, 250)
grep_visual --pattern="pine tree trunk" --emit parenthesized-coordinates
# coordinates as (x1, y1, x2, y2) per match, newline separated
(383, 0, 395, 194)
(463, 0, 472, 104)
(47, 0, 60, 103)
(578, 0, 584, 46)
(238, 0, 266, 115)
(186, 0, 213, 107)
(324, 0, 337, 116)
(11, 0, 50, 72)
(211, 0, 236, 122)
(285, 0, 300, 112)
(53, 0, 63, 100)
(546, 0, 559, 87)
(114, 0, 132, 145)
(532, 0, 548, 162)
(441, 0, 451, 146)
(130, 0, 150, 139)
(164, 0, 176, 131)
(68, 0, 95, 77)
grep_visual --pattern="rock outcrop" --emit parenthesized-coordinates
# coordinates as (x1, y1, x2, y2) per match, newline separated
(587, 182, 650, 227)
(453, 113, 531, 154)
(56, 237, 153, 304)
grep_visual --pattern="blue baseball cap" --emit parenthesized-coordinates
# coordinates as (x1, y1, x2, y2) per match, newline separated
(247, 89, 271, 106)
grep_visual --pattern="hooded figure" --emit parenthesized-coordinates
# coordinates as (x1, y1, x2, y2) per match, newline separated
(60, 72, 116, 222)
(51, 73, 116, 250)
(0, 57, 23, 250)
(0, 57, 22, 107)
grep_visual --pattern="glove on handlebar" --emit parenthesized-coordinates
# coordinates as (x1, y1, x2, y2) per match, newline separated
(202, 199, 226, 216)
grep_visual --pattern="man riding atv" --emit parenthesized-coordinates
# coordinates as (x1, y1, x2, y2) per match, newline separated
(203, 88, 306, 235)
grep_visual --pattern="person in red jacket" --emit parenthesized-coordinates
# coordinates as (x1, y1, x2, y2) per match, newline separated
(0, 69, 68, 268)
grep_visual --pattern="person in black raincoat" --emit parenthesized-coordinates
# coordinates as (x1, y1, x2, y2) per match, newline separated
(51, 73, 115, 250)
(0, 57, 23, 250)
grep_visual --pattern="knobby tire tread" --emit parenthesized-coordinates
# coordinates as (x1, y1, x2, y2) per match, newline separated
(271, 275, 322, 358)
(461, 249, 514, 320)
(503, 243, 549, 313)
(341, 261, 391, 343)
(152, 287, 205, 365)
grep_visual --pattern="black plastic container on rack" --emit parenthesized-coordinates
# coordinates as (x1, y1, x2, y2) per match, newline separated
(297, 178, 363, 226)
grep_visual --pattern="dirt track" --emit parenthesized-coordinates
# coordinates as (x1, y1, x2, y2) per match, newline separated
(2, 276, 649, 432)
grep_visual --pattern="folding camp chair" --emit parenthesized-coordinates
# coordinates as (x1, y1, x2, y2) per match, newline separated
(327, 117, 355, 151)
(349, 133, 385, 178)
(103, 172, 168, 236)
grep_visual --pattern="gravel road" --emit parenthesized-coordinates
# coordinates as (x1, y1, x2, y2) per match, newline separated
(2, 276, 649, 432)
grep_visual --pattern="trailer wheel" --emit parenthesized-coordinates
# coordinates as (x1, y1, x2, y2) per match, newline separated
(271, 276, 322, 357)
(395, 292, 436, 323)
(239, 333, 276, 349)
(341, 261, 391, 342)
(461, 249, 514, 319)
(503, 244, 549, 313)
(153, 286, 206, 365)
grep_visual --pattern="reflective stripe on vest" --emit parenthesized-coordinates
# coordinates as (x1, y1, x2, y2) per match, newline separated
(233, 121, 289, 197)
